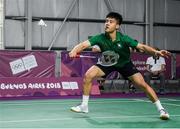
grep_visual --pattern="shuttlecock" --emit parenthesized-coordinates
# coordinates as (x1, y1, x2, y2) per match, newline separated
(38, 19, 47, 27)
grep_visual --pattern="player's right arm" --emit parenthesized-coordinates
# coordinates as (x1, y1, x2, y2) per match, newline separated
(69, 40, 91, 58)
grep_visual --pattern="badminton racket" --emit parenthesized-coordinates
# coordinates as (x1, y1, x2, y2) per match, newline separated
(70, 51, 119, 66)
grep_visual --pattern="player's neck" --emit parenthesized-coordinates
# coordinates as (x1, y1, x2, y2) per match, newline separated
(108, 31, 116, 42)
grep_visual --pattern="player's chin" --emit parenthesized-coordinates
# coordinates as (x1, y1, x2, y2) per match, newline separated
(105, 28, 110, 32)
(105, 29, 115, 33)
(105, 29, 111, 33)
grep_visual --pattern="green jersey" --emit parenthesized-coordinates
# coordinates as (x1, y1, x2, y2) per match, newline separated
(89, 32, 138, 68)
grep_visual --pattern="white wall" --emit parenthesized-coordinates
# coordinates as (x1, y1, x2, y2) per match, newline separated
(4, 0, 145, 50)
(154, 0, 180, 50)
(4, 0, 180, 51)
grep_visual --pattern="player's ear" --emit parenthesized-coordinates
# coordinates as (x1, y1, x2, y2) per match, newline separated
(116, 24, 120, 29)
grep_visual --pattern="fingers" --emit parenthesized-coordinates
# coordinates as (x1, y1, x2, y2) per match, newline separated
(166, 51, 171, 56)
(69, 51, 76, 58)
(69, 52, 80, 58)
(160, 50, 171, 58)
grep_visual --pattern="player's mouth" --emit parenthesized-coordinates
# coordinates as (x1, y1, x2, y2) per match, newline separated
(105, 26, 109, 30)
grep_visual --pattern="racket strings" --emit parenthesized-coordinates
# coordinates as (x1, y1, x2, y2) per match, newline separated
(98, 51, 119, 66)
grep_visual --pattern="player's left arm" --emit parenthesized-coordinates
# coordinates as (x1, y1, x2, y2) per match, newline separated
(136, 43, 171, 58)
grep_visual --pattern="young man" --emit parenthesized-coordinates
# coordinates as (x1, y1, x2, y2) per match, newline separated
(69, 12, 171, 120)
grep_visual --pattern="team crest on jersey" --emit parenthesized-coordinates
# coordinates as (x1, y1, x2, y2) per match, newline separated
(117, 43, 122, 48)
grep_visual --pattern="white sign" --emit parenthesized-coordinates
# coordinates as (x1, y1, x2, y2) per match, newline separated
(61, 82, 79, 90)
(61, 82, 71, 89)
(9, 55, 38, 75)
(69, 82, 79, 90)
(22, 55, 38, 70)
(9, 59, 26, 75)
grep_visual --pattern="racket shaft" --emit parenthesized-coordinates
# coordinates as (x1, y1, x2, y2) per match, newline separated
(79, 55, 96, 58)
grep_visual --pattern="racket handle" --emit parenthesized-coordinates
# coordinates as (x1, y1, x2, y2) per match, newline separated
(75, 54, 80, 58)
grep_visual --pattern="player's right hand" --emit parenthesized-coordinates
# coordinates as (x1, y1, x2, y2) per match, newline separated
(69, 51, 78, 58)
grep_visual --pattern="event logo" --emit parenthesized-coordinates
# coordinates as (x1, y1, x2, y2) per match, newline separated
(62, 82, 79, 90)
(9, 55, 38, 75)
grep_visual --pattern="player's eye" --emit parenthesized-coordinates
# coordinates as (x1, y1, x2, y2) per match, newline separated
(105, 19, 109, 23)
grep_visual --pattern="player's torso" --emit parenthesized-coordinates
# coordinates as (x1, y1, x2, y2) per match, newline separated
(98, 35, 131, 67)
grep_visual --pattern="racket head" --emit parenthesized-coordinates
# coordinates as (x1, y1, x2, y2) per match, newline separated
(97, 51, 119, 66)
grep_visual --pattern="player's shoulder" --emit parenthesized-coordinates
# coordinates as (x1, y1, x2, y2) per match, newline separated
(93, 33, 105, 37)
(89, 33, 105, 41)
(89, 33, 105, 45)
(117, 31, 124, 36)
(118, 32, 128, 38)
(119, 32, 133, 41)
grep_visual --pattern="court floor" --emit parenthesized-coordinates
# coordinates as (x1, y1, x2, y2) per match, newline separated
(0, 97, 180, 128)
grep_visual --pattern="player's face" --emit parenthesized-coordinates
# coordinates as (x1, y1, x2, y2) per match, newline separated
(104, 18, 119, 33)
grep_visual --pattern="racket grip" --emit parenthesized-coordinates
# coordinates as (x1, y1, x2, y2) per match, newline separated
(75, 54, 80, 58)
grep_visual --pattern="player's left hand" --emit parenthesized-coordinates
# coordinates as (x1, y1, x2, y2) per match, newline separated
(156, 50, 171, 58)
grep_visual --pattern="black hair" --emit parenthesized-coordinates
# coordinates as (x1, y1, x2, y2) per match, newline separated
(106, 12, 123, 25)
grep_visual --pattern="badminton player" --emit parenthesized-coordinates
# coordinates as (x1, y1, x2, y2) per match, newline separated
(69, 12, 171, 120)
